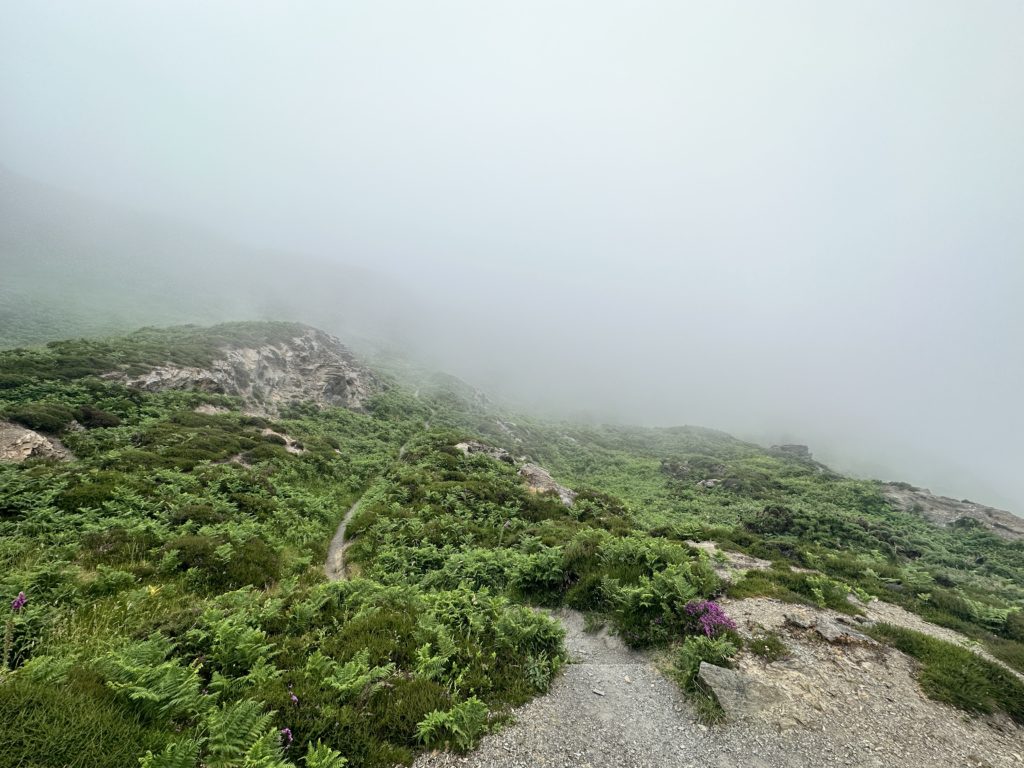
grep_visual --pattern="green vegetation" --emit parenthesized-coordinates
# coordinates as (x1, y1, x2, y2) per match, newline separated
(746, 631, 789, 662)
(865, 623, 1024, 724)
(670, 634, 739, 724)
(0, 321, 1022, 764)
(502, 418, 1024, 673)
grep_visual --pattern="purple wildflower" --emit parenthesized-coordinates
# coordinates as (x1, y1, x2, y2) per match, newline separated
(288, 683, 299, 705)
(684, 599, 736, 637)
(10, 592, 26, 612)
(280, 727, 293, 746)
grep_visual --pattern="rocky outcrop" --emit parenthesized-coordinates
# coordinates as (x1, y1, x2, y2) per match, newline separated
(261, 428, 305, 455)
(105, 327, 382, 416)
(455, 440, 515, 464)
(784, 610, 875, 645)
(454, 440, 576, 506)
(697, 662, 781, 719)
(518, 463, 577, 506)
(0, 421, 72, 462)
(687, 540, 772, 582)
(882, 482, 1023, 541)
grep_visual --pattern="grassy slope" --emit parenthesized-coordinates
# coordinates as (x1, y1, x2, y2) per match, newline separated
(0, 322, 1022, 768)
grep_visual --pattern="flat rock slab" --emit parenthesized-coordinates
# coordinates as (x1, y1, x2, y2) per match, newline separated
(697, 663, 781, 719)
(784, 612, 876, 645)
(813, 618, 874, 645)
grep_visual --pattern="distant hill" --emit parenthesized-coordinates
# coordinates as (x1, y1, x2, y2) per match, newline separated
(0, 166, 420, 348)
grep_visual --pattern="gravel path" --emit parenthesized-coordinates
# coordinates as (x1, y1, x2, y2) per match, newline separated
(324, 497, 360, 581)
(413, 604, 1024, 768)
(414, 609, 701, 768)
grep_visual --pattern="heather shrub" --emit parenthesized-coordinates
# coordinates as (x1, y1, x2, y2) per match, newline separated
(4, 402, 76, 433)
(75, 405, 122, 428)
(0, 671, 170, 768)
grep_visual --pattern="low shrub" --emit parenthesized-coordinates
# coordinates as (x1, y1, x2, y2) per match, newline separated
(75, 405, 122, 428)
(5, 402, 76, 433)
(674, 634, 739, 689)
(0, 670, 170, 768)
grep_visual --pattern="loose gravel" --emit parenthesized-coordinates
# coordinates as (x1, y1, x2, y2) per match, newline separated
(413, 604, 1024, 768)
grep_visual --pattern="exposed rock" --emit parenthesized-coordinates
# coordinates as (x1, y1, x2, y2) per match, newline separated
(697, 662, 781, 719)
(105, 327, 381, 417)
(194, 404, 231, 415)
(660, 457, 727, 483)
(0, 421, 72, 462)
(455, 440, 515, 464)
(417, 600, 1024, 768)
(688, 540, 772, 583)
(784, 611, 818, 630)
(882, 482, 1023, 540)
(494, 420, 523, 443)
(784, 611, 876, 644)
(261, 428, 305, 455)
(518, 463, 577, 506)
(813, 618, 874, 645)
(454, 440, 576, 505)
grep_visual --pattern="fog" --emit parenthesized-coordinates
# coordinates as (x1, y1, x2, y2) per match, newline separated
(2, 2, 1023, 512)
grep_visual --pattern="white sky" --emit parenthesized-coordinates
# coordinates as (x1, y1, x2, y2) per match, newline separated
(2, 1, 1023, 509)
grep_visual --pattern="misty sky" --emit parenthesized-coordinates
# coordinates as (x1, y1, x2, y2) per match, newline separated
(2, 2, 1023, 511)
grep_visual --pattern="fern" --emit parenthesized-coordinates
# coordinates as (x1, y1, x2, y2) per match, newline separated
(138, 739, 201, 768)
(101, 634, 209, 722)
(415, 696, 489, 752)
(301, 649, 394, 701)
(15, 652, 77, 684)
(304, 741, 348, 768)
(204, 699, 273, 765)
(191, 614, 279, 677)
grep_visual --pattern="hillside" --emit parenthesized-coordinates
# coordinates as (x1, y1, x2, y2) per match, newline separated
(0, 322, 1022, 768)
(0, 167, 421, 349)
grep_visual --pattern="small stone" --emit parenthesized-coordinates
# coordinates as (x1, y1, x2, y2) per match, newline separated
(785, 612, 817, 629)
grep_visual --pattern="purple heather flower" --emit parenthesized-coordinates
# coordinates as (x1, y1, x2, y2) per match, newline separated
(11, 592, 26, 612)
(280, 727, 293, 746)
(684, 599, 736, 637)
(288, 683, 299, 705)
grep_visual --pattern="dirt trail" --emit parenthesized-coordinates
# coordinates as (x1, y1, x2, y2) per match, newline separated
(414, 605, 1024, 768)
(325, 412, 432, 582)
(324, 497, 361, 581)
(415, 609, 701, 768)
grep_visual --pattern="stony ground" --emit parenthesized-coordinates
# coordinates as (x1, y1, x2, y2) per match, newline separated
(413, 603, 1024, 768)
